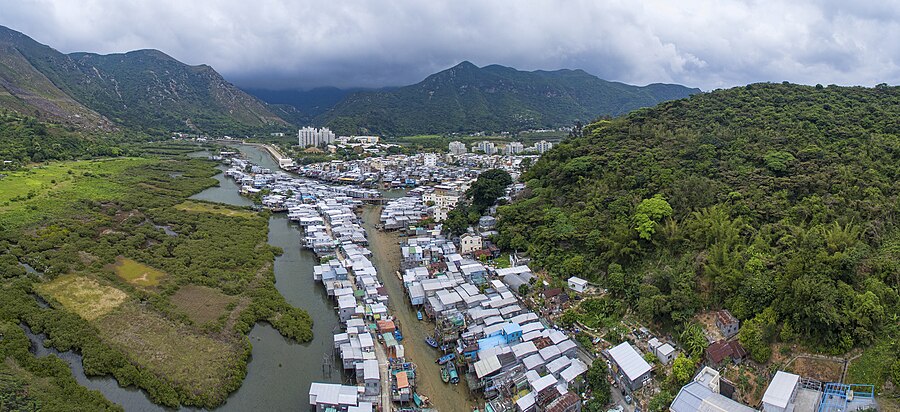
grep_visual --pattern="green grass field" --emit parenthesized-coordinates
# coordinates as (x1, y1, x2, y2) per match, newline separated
(0, 158, 152, 229)
(847, 336, 897, 391)
(174, 200, 256, 218)
(36, 275, 128, 321)
(113, 257, 166, 286)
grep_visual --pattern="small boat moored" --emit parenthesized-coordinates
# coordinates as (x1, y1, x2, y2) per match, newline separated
(417, 310, 423, 320)
(425, 337, 439, 348)
(436, 353, 456, 365)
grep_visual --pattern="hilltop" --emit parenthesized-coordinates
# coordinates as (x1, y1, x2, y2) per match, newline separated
(314, 61, 699, 135)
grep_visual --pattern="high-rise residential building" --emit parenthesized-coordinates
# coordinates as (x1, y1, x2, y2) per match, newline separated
(504, 141, 524, 155)
(423, 153, 438, 167)
(298, 127, 336, 147)
(476, 141, 497, 155)
(534, 140, 553, 154)
(448, 141, 467, 155)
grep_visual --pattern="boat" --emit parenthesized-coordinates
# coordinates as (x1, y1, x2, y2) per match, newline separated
(425, 337, 439, 348)
(436, 353, 456, 364)
(441, 366, 450, 383)
(413, 392, 429, 407)
(394, 329, 403, 341)
(417, 311, 423, 321)
(445, 362, 459, 384)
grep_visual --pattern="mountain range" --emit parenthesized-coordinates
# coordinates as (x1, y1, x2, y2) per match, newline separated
(0, 24, 698, 136)
(0, 25, 286, 134)
(309, 62, 700, 136)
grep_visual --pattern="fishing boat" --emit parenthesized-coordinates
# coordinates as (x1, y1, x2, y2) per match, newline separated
(445, 362, 459, 384)
(441, 366, 450, 383)
(394, 329, 403, 341)
(436, 353, 456, 365)
(417, 310, 423, 320)
(425, 337, 439, 348)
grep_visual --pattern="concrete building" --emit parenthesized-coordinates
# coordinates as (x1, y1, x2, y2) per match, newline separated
(476, 141, 498, 155)
(423, 153, 438, 167)
(449, 141, 467, 155)
(534, 140, 553, 154)
(608, 342, 652, 392)
(504, 141, 524, 155)
(649, 337, 677, 365)
(762, 371, 800, 412)
(299, 126, 336, 148)
(670, 367, 756, 412)
(567, 277, 587, 293)
(460, 234, 483, 255)
(715, 309, 740, 339)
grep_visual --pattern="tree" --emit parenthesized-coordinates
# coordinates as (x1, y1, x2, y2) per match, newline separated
(585, 360, 611, 405)
(633, 195, 673, 240)
(671, 355, 696, 387)
(518, 284, 530, 296)
(467, 169, 512, 214)
(679, 322, 708, 361)
(738, 307, 776, 363)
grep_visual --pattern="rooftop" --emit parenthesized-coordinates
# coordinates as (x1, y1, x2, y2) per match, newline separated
(608, 342, 652, 382)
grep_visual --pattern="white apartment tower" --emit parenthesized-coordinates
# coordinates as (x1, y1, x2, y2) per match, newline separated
(535, 140, 553, 154)
(298, 127, 336, 148)
(448, 141, 467, 155)
(504, 141, 524, 155)
(476, 141, 497, 155)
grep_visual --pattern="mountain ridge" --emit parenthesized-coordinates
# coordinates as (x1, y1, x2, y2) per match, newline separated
(0, 25, 287, 134)
(312, 61, 700, 136)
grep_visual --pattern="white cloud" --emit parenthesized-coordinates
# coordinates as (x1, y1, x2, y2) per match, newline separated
(1, 0, 899, 89)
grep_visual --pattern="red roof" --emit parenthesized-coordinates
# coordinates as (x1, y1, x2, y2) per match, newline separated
(707, 340, 747, 364)
(545, 391, 580, 412)
(543, 288, 562, 298)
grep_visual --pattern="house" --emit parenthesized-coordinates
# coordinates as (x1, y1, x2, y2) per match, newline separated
(649, 337, 678, 365)
(608, 342, 652, 392)
(308, 382, 361, 412)
(761, 371, 800, 412)
(358, 359, 380, 396)
(479, 215, 497, 230)
(715, 309, 740, 339)
(670, 367, 757, 412)
(705, 340, 747, 365)
(567, 277, 588, 293)
(460, 234, 483, 255)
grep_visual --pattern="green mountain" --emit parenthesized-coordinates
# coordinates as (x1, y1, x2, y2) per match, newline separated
(497, 83, 900, 356)
(317, 61, 700, 135)
(0, 25, 287, 134)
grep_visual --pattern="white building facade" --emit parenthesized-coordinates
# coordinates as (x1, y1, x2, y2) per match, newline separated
(449, 141, 467, 155)
(299, 127, 336, 148)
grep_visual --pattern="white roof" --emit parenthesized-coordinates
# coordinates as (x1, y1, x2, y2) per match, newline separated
(474, 354, 502, 379)
(531, 374, 557, 393)
(560, 359, 588, 383)
(515, 391, 536, 411)
(658, 343, 676, 356)
(567, 276, 588, 286)
(609, 342, 652, 382)
(362, 359, 379, 380)
(763, 371, 800, 408)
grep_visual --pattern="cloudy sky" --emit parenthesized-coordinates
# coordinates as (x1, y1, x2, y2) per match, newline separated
(2, 0, 899, 90)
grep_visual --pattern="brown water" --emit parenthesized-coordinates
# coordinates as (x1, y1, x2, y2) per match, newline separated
(360, 205, 476, 412)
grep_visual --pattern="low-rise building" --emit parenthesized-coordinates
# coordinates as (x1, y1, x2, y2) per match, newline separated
(567, 276, 588, 293)
(460, 234, 483, 255)
(608, 342, 652, 392)
(715, 309, 740, 339)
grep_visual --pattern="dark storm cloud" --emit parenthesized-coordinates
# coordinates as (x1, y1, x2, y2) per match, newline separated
(2, 0, 899, 90)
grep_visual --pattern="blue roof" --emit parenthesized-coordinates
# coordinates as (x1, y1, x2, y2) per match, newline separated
(503, 322, 522, 335)
(477, 335, 506, 352)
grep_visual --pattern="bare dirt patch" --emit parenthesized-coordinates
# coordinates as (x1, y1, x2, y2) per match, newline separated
(36, 275, 127, 321)
(171, 285, 236, 325)
(694, 311, 724, 342)
(786, 356, 845, 383)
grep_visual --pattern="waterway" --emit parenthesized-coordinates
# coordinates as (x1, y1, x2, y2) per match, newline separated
(23, 145, 344, 411)
(360, 205, 476, 412)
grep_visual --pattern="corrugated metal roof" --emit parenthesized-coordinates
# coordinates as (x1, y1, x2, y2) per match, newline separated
(609, 342, 652, 382)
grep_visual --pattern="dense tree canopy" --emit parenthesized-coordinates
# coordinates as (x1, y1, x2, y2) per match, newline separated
(497, 83, 900, 352)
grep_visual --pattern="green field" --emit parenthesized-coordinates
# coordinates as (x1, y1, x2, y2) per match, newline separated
(36, 275, 128, 321)
(0, 158, 152, 229)
(113, 257, 166, 286)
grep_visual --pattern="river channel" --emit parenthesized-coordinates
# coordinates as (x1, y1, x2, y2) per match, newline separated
(23, 144, 471, 411)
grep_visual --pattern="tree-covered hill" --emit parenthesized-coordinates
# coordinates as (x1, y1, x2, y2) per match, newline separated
(497, 83, 900, 355)
(317, 61, 699, 136)
(0, 25, 288, 135)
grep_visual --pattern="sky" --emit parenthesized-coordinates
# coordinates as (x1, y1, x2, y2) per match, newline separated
(2, 0, 899, 91)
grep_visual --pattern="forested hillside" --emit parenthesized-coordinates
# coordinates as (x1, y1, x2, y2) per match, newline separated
(318, 61, 699, 136)
(0, 25, 288, 135)
(497, 83, 900, 357)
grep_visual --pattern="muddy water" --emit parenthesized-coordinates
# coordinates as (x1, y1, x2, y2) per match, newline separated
(21, 146, 345, 411)
(360, 205, 476, 412)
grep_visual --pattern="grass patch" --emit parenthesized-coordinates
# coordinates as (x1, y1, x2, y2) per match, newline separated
(848, 337, 897, 391)
(171, 285, 236, 325)
(174, 201, 256, 218)
(94, 303, 245, 396)
(36, 275, 128, 321)
(111, 257, 166, 286)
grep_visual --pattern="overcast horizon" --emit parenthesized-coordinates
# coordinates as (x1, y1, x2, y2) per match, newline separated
(2, 0, 900, 91)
